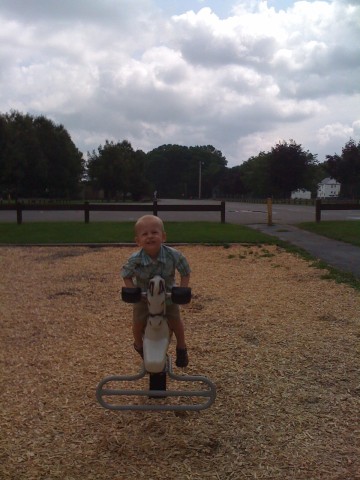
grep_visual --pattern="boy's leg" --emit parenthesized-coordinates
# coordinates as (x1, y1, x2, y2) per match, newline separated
(167, 317, 186, 349)
(133, 302, 147, 354)
(166, 304, 186, 347)
(133, 321, 145, 348)
(167, 304, 189, 367)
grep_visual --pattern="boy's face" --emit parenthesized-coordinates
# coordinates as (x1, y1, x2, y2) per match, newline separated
(135, 218, 166, 259)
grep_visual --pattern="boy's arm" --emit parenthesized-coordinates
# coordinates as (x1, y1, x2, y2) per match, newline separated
(180, 274, 190, 288)
(175, 250, 191, 287)
(123, 277, 136, 288)
(121, 256, 136, 288)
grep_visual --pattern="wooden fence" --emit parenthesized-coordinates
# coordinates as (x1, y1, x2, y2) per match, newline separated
(315, 199, 360, 222)
(0, 200, 226, 224)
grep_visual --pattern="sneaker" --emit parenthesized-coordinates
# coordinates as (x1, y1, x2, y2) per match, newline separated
(176, 347, 189, 367)
(134, 343, 143, 358)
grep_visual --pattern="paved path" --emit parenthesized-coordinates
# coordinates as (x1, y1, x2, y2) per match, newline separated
(249, 223, 360, 279)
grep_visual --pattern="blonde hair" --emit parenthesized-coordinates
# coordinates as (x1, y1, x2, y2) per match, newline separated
(134, 215, 164, 235)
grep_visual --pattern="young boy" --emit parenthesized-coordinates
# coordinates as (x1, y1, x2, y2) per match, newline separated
(120, 215, 191, 367)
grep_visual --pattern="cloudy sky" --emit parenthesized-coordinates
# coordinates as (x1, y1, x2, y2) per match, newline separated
(1, 0, 359, 167)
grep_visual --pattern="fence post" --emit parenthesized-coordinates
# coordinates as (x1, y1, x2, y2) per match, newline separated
(84, 201, 90, 224)
(315, 199, 321, 223)
(221, 201, 226, 223)
(153, 200, 158, 216)
(267, 198, 273, 226)
(16, 202, 23, 225)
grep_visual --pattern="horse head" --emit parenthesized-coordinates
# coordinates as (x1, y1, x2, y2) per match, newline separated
(147, 275, 166, 316)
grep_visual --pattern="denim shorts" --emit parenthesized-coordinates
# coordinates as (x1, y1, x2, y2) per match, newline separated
(133, 301, 180, 324)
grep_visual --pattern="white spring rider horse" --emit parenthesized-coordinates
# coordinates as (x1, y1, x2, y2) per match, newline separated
(96, 276, 216, 412)
(143, 275, 170, 373)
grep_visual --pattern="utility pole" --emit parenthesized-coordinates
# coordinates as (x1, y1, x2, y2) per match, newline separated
(198, 161, 202, 199)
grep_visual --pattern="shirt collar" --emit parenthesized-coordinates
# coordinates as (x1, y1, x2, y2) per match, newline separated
(140, 245, 166, 266)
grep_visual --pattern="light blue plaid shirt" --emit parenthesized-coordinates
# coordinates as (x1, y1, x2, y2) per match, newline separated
(121, 244, 191, 293)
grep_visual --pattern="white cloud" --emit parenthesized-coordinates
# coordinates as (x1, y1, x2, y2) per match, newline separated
(317, 119, 360, 146)
(0, 0, 359, 166)
(353, 120, 360, 138)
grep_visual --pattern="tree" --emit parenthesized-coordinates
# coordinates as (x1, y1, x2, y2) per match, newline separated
(87, 140, 149, 200)
(189, 145, 227, 198)
(217, 165, 246, 197)
(267, 140, 318, 198)
(235, 140, 318, 198)
(145, 145, 193, 198)
(126, 148, 149, 201)
(309, 162, 328, 196)
(145, 144, 227, 198)
(34, 116, 84, 198)
(238, 152, 271, 198)
(0, 112, 46, 197)
(0, 111, 84, 198)
(325, 139, 360, 198)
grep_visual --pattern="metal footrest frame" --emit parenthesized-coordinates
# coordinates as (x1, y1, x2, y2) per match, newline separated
(96, 356, 216, 412)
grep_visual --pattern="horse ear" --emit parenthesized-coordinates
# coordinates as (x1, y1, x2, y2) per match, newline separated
(149, 281, 154, 296)
(159, 280, 165, 295)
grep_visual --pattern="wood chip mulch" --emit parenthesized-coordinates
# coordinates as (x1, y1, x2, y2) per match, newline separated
(1, 245, 359, 479)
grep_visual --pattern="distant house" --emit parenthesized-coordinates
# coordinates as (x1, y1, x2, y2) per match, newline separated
(291, 189, 311, 200)
(317, 177, 341, 198)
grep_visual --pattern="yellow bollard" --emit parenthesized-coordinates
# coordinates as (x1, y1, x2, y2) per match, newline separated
(267, 198, 273, 226)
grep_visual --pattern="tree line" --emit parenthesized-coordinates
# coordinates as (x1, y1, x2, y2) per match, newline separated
(1, 111, 359, 200)
(0, 111, 84, 199)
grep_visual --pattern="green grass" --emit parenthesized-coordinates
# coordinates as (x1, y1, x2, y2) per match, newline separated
(298, 220, 360, 247)
(2, 220, 360, 290)
(0, 221, 276, 245)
